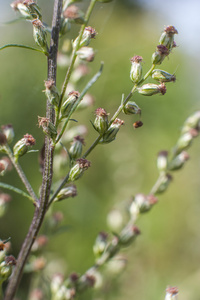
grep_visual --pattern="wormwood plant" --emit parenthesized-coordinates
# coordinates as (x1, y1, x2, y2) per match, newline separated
(0, 0, 199, 299)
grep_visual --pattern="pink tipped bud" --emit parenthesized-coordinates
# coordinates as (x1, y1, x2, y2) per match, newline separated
(32, 19, 48, 53)
(159, 26, 178, 51)
(152, 69, 176, 82)
(168, 151, 190, 171)
(165, 286, 178, 300)
(73, 26, 97, 49)
(69, 135, 85, 160)
(138, 82, 166, 96)
(1, 125, 14, 144)
(152, 45, 169, 65)
(101, 118, 124, 144)
(44, 80, 59, 106)
(61, 91, 80, 118)
(157, 150, 168, 172)
(13, 134, 35, 161)
(76, 47, 95, 62)
(130, 56, 143, 83)
(69, 158, 91, 181)
(94, 108, 109, 134)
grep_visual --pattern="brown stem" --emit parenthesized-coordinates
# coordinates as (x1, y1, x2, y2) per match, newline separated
(4, 1, 63, 299)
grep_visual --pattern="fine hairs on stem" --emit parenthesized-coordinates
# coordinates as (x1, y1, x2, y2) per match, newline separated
(0, 1, 199, 300)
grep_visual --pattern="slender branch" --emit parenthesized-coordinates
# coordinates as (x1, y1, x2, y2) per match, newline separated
(4, 1, 63, 299)
(0, 182, 34, 202)
(0, 44, 48, 56)
(5, 145, 38, 205)
(56, 0, 98, 125)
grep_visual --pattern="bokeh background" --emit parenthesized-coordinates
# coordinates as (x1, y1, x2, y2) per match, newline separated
(0, 0, 200, 299)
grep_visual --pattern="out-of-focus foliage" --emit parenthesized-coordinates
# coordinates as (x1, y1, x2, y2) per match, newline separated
(0, 1, 200, 300)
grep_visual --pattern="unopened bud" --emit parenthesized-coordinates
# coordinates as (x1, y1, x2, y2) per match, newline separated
(138, 82, 166, 96)
(168, 151, 189, 171)
(129, 194, 158, 218)
(0, 157, 12, 176)
(77, 273, 96, 292)
(73, 26, 97, 49)
(38, 117, 57, 140)
(152, 69, 176, 82)
(123, 101, 141, 115)
(76, 47, 95, 62)
(11, 0, 42, 20)
(60, 17, 71, 35)
(69, 158, 91, 181)
(63, 5, 85, 24)
(165, 286, 178, 300)
(0, 194, 12, 217)
(0, 132, 7, 146)
(13, 134, 35, 161)
(155, 173, 172, 194)
(152, 45, 169, 65)
(130, 56, 143, 83)
(32, 19, 48, 53)
(44, 80, 60, 106)
(61, 91, 80, 118)
(1, 124, 14, 144)
(69, 135, 85, 160)
(159, 26, 178, 51)
(119, 225, 140, 247)
(107, 209, 124, 231)
(157, 150, 168, 172)
(93, 232, 108, 258)
(54, 184, 77, 202)
(181, 111, 200, 134)
(173, 129, 198, 155)
(93, 108, 109, 134)
(101, 118, 124, 144)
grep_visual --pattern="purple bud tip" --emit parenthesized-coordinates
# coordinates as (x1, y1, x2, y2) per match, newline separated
(95, 108, 108, 117)
(166, 286, 179, 295)
(24, 134, 36, 146)
(5, 255, 17, 266)
(68, 91, 80, 98)
(76, 158, 91, 169)
(158, 83, 167, 95)
(156, 45, 169, 56)
(130, 55, 143, 63)
(133, 120, 143, 128)
(73, 135, 85, 145)
(158, 150, 168, 157)
(44, 79, 55, 90)
(85, 26, 97, 38)
(164, 26, 178, 35)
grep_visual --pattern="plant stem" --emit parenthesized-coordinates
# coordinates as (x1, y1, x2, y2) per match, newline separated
(4, 1, 63, 299)
(56, 0, 97, 125)
(5, 145, 38, 205)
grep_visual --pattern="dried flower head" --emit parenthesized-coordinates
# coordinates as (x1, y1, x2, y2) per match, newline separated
(164, 26, 178, 36)
(130, 55, 143, 63)
(133, 121, 143, 128)
(5, 255, 17, 266)
(63, 5, 79, 19)
(24, 134, 36, 146)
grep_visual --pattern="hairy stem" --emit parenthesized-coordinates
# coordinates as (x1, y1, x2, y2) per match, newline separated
(4, 1, 63, 299)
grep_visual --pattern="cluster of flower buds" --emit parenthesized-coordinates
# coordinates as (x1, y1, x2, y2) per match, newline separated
(13, 133, 36, 162)
(11, 0, 42, 20)
(69, 158, 91, 181)
(152, 25, 178, 65)
(165, 286, 178, 300)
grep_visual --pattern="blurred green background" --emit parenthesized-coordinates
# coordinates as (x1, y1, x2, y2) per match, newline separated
(0, 0, 200, 299)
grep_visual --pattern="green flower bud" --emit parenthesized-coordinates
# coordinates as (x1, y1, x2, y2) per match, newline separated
(44, 80, 60, 107)
(168, 151, 189, 171)
(181, 111, 200, 134)
(122, 101, 141, 115)
(38, 117, 57, 140)
(54, 184, 77, 202)
(157, 150, 168, 172)
(152, 69, 176, 82)
(1, 124, 14, 144)
(0, 255, 16, 282)
(32, 19, 48, 53)
(11, 0, 42, 20)
(0, 132, 7, 149)
(165, 286, 178, 300)
(155, 173, 172, 194)
(73, 26, 97, 49)
(69, 158, 91, 181)
(93, 108, 109, 134)
(130, 56, 143, 83)
(152, 45, 169, 65)
(69, 135, 85, 160)
(0, 194, 11, 218)
(119, 225, 140, 247)
(93, 232, 108, 259)
(0, 158, 11, 176)
(13, 134, 36, 162)
(159, 26, 178, 51)
(129, 194, 158, 216)
(173, 129, 198, 155)
(138, 82, 166, 96)
(101, 118, 124, 144)
(61, 91, 80, 118)
(63, 5, 85, 25)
